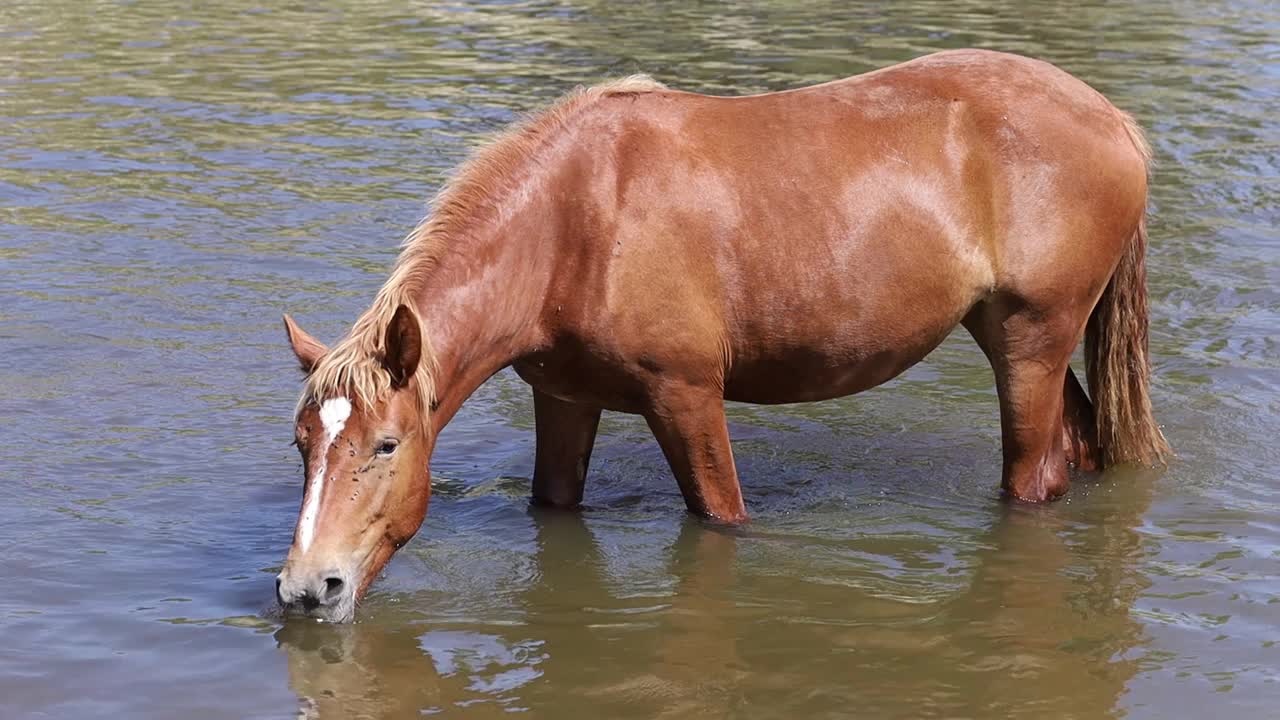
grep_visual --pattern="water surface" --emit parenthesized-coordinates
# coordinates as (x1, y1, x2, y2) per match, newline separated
(2, 0, 1278, 717)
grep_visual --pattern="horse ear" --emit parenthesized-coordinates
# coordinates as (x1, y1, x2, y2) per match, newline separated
(283, 314, 328, 373)
(384, 304, 421, 388)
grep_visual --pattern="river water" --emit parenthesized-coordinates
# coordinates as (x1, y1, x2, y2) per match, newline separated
(2, 1, 1277, 717)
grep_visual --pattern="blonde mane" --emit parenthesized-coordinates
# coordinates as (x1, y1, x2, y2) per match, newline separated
(297, 74, 666, 422)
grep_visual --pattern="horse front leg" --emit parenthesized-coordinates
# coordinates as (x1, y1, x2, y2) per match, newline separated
(531, 388, 602, 509)
(643, 384, 748, 524)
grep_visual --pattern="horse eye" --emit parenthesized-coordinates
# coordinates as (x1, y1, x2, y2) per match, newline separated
(376, 439, 399, 456)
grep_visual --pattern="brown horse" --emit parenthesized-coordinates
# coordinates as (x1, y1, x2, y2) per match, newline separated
(275, 49, 1169, 621)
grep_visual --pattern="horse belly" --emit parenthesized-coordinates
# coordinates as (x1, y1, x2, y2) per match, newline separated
(720, 239, 985, 405)
(722, 318, 959, 405)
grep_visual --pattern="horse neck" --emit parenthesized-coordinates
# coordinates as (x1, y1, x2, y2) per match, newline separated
(412, 182, 561, 435)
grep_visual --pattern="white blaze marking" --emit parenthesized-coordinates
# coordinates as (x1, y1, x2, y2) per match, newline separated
(298, 397, 352, 552)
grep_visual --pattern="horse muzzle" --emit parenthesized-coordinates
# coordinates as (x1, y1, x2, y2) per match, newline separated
(276, 566, 356, 623)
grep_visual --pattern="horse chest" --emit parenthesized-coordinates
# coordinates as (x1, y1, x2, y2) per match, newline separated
(512, 351, 654, 413)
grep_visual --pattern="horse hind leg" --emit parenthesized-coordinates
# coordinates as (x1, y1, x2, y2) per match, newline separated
(1062, 367, 1102, 471)
(964, 299, 1088, 501)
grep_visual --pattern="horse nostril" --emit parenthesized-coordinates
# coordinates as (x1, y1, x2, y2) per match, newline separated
(278, 572, 345, 613)
(323, 576, 345, 602)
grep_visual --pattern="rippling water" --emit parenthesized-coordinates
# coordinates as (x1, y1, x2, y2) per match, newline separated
(2, 1, 1278, 717)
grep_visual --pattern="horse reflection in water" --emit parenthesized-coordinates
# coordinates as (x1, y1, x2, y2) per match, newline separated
(276, 470, 1154, 717)
(724, 469, 1159, 716)
(275, 512, 744, 718)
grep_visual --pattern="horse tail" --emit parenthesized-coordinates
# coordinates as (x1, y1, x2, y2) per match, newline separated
(1085, 113, 1170, 467)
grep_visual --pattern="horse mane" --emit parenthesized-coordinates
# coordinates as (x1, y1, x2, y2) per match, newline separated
(297, 74, 666, 422)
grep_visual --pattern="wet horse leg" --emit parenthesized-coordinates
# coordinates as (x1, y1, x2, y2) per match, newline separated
(1062, 368, 1102, 471)
(531, 388, 602, 508)
(643, 384, 748, 524)
(965, 302, 1083, 501)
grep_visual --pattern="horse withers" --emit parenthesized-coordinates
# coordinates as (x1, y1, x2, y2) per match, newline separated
(274, 50, 1169, 622)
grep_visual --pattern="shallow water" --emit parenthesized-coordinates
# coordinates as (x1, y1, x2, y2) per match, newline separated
(2, 0, 1278, 717)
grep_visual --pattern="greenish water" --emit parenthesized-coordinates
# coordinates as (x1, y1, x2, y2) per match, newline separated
(2, 1, 1277, 717)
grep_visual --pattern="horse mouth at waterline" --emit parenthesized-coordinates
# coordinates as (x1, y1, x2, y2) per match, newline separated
(273, 49, 1167, 621)
(275, 575, 355, 623)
